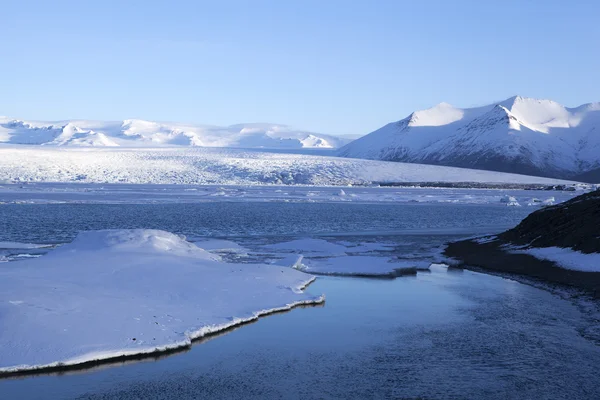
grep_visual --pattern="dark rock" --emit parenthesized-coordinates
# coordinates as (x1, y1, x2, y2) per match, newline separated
(445, 189, 600, 295)
(499, 189, 600, 254)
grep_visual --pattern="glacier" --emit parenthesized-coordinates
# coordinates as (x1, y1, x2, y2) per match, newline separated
(0, 146, 579, 186)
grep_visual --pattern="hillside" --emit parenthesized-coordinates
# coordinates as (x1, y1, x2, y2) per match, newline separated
(338, 96, 600, 182)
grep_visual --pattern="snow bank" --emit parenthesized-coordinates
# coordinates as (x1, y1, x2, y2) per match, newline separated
(0, 229, 323, 374)
(512, 246, 600, 273)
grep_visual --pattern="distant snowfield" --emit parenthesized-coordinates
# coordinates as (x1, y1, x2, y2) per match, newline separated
(0, 117, 349, 149)
(0, 229, 323, 374)
(0, 146, 579, 186)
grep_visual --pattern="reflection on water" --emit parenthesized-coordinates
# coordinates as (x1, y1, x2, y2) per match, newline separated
(3, 268, 600, 400)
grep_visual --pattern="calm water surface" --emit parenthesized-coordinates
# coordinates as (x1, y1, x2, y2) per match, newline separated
(1, 203, 599, 399)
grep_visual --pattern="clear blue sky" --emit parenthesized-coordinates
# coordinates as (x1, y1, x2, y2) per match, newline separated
(1, 0, 599, 136)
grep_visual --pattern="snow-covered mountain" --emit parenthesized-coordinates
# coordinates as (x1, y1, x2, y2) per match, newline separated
(338, 96, 600, 180)
(0, 118, 350, 149)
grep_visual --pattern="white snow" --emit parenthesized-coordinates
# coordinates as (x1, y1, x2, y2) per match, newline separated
(472, 235, 498, 244)
(0, 117, 350, 149)
(298, 256, 431, 277)
(0, 229, 323, 374)
(338, 96, 600, 178)
(511, 246, 600, 272)
(0, 146, 578, 186)
(527, 197, 555, 206)
(261, 238, 438, 277)
(500, 195, 521, 206)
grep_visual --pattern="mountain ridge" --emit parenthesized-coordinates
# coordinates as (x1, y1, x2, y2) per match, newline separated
(338, 96, 600, 182)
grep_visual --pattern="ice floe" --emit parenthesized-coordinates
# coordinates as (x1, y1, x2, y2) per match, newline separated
(298, 256, 431, 277)
(193, 239, 249, 253)
(0, 229, 323, 374)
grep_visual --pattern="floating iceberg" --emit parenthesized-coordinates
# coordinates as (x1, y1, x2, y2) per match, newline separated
(0, 229, 323, 374)
(500, 195, 521, 207)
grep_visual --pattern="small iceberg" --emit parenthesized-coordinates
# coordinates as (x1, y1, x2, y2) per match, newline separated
(542, 197, 555, 206)
(500, 195, 521, 207)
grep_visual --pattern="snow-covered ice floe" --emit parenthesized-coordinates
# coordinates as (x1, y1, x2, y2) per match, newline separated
(298, 256, 431, 278)
(509, 246, 600, 273)
(259, 237, 442, 277)
(0, 230, 323, 374)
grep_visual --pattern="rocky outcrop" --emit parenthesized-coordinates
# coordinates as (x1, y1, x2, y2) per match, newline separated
(445, 190, 600, 295)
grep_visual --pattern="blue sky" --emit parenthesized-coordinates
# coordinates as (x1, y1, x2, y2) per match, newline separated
(1, 0, 599, 136)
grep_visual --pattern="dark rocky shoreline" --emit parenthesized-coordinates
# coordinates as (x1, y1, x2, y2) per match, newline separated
(445, 189, 600, 296)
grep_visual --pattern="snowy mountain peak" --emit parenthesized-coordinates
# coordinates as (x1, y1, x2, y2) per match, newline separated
(459, 104, 525, 136)
(407, 102, 464, 127)
(338, 96, 600, 180)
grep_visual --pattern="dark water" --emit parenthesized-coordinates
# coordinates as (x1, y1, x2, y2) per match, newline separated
(1, 203, 599, 399)
(0, 202, 529, 243)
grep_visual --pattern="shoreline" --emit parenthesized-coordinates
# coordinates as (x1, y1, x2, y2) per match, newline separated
(444, 239, 600, 298)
